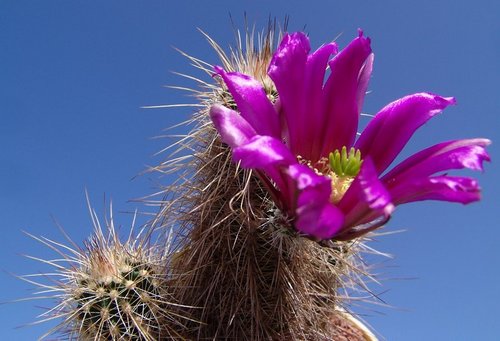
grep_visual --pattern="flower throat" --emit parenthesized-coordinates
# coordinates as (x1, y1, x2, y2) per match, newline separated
(327, 147, 363, 203)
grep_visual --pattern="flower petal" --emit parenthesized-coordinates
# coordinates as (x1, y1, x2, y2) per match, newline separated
(209, 104, 257, 147)
(389, 176, 481, 205)
(357, 52, 374, 115)
(268, 33, 338, 160)
(382, 138, 491, 185)
(233, 135, 296, 169)
(267, 32, 311, 154)
(355, 93, 456, 174)
(286, 164, 344, 239)
(214, 66, 280, 138)
(303, 43, 339, 161)
(319, 31, 373, 157)
(338, 158, 394, 228)
(296, 202, 344, 240)
(286, 163, 330, 192)
(232, 136, 296, 206)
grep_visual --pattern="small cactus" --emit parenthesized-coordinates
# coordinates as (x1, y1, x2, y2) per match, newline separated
(22, 200, 190, 340)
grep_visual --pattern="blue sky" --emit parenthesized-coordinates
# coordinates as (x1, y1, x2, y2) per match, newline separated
(1, 1, 498, 339)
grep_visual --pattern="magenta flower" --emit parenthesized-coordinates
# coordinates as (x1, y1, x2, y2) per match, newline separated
(210, 30, 490, 241)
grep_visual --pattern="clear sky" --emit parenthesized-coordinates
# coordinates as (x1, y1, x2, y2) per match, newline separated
(1, 1, 498, 340)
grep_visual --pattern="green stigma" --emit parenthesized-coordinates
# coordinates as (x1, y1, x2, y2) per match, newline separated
(328, 146, 363, 177)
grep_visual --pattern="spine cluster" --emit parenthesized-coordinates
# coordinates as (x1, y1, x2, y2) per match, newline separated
(74, 259, 163, 339)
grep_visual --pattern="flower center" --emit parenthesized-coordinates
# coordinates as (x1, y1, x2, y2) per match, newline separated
(327, 147, 363, 203)
(298, 147, 363, 203)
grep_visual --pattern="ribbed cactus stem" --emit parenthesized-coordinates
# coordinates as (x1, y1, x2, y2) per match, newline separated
(74, 254, 165, 340)
(21, 201, 191, 340)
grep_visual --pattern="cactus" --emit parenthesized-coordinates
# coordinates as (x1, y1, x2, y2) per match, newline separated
(148, 23, 373, 340)
(22, 200, 191, 340)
